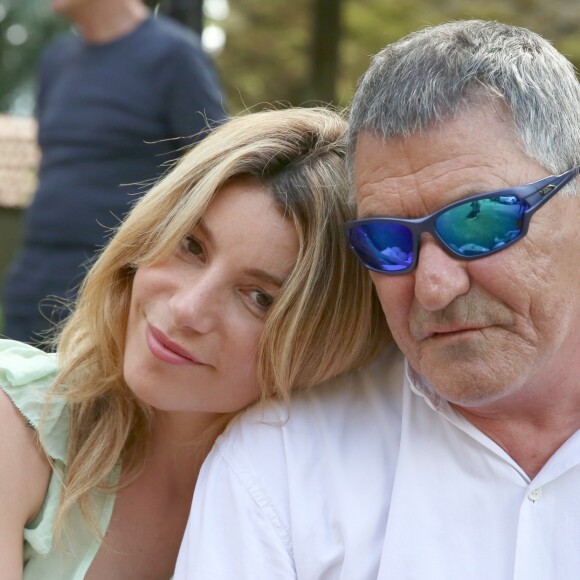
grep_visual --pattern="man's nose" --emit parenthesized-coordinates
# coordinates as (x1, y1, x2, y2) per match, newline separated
(413, 235, 470, 311)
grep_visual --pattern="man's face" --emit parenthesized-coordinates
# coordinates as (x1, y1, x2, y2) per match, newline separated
(354, 105, 580, 411)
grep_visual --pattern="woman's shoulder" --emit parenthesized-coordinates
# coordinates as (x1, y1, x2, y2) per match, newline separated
(0, 342, 55, 551)
(0, 339, 59, 389)
(0, 339, 68, 462)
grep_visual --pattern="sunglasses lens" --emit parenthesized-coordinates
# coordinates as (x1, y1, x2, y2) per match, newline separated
(435, 196, 527, 257)
(348, 222, 413, 272)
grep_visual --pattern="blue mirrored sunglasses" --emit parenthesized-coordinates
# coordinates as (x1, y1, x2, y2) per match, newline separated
(345, 166, 580, 274)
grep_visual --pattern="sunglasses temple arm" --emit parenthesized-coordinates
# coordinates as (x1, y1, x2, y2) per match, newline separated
(525, 168, 580, 211)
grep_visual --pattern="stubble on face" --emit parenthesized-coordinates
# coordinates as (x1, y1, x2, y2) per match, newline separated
(408, 288, 515, 343)
(402, 287, 535, 406)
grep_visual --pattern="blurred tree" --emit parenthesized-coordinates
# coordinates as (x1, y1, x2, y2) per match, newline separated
(338, 0, 580, 107)
(208, 0, 311, 111)
(151, 0, 204, 34)
(0, 0, 68, 114)
(169, 0, 203, 34)
(309, 0, 342, 105)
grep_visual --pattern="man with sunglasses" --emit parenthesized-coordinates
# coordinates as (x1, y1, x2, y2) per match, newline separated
(176, 20, 580, 580)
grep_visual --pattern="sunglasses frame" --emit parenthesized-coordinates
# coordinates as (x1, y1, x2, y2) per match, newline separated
(345, 166, 580, 274)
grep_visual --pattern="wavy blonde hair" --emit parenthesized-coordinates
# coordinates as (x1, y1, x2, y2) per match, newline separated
(49, 107, 389, 537)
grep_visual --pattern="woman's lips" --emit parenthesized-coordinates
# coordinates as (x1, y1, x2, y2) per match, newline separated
(146, 325, 205, 366)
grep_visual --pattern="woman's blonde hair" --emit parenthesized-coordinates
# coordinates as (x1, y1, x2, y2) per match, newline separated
(50, 107, 389, 537)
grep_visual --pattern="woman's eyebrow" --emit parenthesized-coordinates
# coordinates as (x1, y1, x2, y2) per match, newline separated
(195, 218, 215, 246)
(197, 218, 288, 287)
(245, 268, 286, 288)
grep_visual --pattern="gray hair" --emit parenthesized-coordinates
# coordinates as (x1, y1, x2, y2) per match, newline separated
(348, 20, 580, 194)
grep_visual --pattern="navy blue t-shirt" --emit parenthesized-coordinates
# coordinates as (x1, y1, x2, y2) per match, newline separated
(2, 15, 227, 344)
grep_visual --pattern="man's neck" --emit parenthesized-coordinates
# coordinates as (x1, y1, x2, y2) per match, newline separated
(409, 360, 580, 479)
(453, 400, 580, 479)
(70, 0, 149, 44)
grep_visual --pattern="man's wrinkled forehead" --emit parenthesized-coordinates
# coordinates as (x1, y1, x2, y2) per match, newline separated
(352, 108, 541, 220)
(349, 96, 516, 183)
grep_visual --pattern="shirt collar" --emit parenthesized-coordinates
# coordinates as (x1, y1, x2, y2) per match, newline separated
(404, 359, 449, 413)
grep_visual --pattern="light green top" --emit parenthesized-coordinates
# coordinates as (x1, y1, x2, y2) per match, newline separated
(0, 339, 119, 579)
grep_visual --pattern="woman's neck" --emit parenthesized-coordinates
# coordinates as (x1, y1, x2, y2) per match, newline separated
(146, 410, 229, 492)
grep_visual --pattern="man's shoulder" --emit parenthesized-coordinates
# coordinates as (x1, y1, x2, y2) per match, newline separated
(135, 15, 214, 81)
(217, 344, 404, 467)
(146, 15, 203, 53)
(290, 342, 404, 423)
(41, 33, 79, 65)
(203, 344, 405, 550)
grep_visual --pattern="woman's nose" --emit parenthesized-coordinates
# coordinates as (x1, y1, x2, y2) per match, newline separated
(168, 273, 224, 334)
(413, 235, 470, 311)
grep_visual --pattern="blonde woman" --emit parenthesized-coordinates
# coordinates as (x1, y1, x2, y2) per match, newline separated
(0, 107, 387, 579)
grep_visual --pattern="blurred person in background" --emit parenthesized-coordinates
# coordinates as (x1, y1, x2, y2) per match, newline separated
(2, 0, 226, 347)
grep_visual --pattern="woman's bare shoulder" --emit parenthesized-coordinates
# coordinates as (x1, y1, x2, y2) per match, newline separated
(0, 387, 52, 523)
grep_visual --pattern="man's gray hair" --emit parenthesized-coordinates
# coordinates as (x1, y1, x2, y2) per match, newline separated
(348, 20, 580, 192)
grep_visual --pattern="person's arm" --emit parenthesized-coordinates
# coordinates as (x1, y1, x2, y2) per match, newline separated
(0, 389, 51, 579)
(174, 445, 296, 579)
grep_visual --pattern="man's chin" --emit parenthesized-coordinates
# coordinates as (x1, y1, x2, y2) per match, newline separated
(413, 353, 513, 408)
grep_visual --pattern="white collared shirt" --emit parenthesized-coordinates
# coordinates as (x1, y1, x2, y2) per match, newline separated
(175, 345, 580, 579)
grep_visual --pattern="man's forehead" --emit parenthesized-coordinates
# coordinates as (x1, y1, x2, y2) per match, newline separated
(352, 125, 542, 218)
(353, 131, 481, 199)
(353, 104, 519, 176)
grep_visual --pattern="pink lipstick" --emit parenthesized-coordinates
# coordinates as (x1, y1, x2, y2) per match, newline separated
(146, 325, 203, 366)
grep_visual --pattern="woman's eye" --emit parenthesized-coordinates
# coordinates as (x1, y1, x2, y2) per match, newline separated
(182, 236, 204, 258)
(250, 290, 274, 311)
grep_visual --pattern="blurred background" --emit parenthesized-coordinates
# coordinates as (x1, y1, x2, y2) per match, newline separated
(0, 0, 579, 329)
(2, 0, 579, 116)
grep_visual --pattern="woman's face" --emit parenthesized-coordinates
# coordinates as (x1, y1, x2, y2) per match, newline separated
(123, 178, 299, 415)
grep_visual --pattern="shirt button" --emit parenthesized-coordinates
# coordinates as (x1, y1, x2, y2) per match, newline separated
(527, 488, 543, 502)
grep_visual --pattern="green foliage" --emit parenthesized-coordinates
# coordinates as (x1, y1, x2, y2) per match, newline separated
(0, 0, 69, 113)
